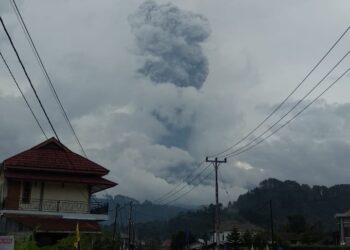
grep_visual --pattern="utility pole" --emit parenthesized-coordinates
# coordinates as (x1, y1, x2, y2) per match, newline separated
(270, 200, 275, 250)
(132, 222, 135, 250)
(128, 202, 133, 250)
(206, 157, 227, 250)
(113, 204, 120, 250)
(113, 204, 120, 241)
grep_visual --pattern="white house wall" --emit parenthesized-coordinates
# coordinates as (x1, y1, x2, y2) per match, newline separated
(42, 182, 88, 203)
(18, 181, 90, 213)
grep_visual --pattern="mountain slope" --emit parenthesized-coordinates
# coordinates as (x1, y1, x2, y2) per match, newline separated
(235, 178, 350, 230)
(100, 195, 188, 225)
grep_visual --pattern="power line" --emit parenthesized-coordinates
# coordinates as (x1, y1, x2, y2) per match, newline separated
(223, 50, 350, 159)
(8, 0, 87, 157)
(218, 168, 231, 201)
(133, 207, 166, 221)
(156, 26, 350, 206)
(157, 163, 212, 205)
(210, 25, 350, 158)
(163, 168, 215, 206)
(164, 34, 350, 204)
(153, 161, 206, 203)
(226, 66, 350, 159)
(162, 48, 350, 205)
(0, 51, 48, 139)
(0, 16, 60, 140)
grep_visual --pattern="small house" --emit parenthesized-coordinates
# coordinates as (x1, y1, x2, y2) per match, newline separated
(0, 137, 117, 244)
(335, 209, 350, 245)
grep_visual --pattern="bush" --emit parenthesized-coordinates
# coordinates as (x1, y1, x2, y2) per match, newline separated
(284, 246, 350, 250)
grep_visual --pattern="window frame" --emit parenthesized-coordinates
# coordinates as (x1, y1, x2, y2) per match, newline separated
(21, 182, 32, 204)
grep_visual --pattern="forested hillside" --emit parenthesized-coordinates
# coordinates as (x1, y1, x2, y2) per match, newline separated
(235, 178, 350, 230)
(106, 179, 350, 240)
(100, 195, 188, 225)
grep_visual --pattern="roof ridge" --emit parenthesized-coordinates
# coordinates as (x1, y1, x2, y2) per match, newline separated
(31, 137, 71, 152)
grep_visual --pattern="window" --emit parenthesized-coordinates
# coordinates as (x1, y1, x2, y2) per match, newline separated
(22, 182, 31, 204)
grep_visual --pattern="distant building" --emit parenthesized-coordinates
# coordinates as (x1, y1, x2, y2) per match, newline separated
(335, 209, 350, 245)
(0, 137, 117, 245)
(161, 239, 172, 250)
(189, 239, 205, 250)
(207, 220, 262, 247)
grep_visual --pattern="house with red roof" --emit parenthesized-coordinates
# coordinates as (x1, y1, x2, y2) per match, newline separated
(0, 137, 116, 244)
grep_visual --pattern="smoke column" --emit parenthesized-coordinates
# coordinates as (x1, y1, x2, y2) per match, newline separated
(129, 0, 211, 89)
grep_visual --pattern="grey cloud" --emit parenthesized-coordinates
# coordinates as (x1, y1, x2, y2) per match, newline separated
(0, 1, 11, 15)
(2, 0, 350, 206)
(128, 0, 211, 89)
(0, 95, 45, 159)
(234, 101, 350, 188)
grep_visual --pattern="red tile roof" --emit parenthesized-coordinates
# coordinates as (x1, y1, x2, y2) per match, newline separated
(3, 138, 109, 175)
(6, 214, 100, 232)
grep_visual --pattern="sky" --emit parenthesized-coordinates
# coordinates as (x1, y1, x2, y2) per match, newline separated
(0, 0, 350, 206)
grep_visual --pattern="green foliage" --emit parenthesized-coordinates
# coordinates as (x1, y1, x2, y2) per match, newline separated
(242, 230, 253, 247)
(226, 227, 242, 250)
(253, 232, 269, 249)
(15, 232, 119, 250)
(112, 178, 349, 243)
(300, 221, 326, 245)
(15, 235, 40, 250)
(286, 215, 307, 234)
(133, 203, 244, 240)
(143, 239, 162, 250)
(170, 231, 195, 250)
(103, 194, 187, 225)
(284, 247, 350, 250)
(235, 178, 350, 231)
(92, 233, 119, 250)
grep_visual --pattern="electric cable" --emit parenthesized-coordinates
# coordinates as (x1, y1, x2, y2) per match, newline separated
(218, 168, 231, 201)
(163, 168, 215, 206)
(223, 51, 350, 158)
(226, 66, 350, 159)
(8, 0, 87, 157)
(156, 163, 212, 204)
(0, 16, 60, 140)
(0, 51, 48, 139)
(210, 25, 350, 158)
(155, 26, 350, 205)
(160, 50, 350, 204)
(153, 160, 206, 203)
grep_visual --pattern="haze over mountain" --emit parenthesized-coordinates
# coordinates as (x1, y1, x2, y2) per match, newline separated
(113, 178, 350, 240)
(100, 194, 188, 225)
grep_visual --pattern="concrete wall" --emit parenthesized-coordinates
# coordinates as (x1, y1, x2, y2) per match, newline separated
(42, 182, 88, 202)
(18, 181, 90, 213)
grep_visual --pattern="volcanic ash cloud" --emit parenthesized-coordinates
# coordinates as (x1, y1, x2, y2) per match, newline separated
(129, 0, 211, 89)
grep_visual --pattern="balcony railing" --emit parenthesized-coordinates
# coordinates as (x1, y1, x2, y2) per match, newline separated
(20, 199, 88, 213)
(14, 198, 109, 215)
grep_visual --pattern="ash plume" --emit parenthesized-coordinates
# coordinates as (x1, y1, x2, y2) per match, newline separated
(129, 1, 211, 89)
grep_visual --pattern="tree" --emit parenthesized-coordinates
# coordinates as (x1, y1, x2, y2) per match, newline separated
(300, 221, 325, 245)
(227, 227, 242, 250)
(285, 214, 306, 234)
(242, 230, 253, 247)
(253, 232, 269, 249)
(170, 231, 195, 250)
